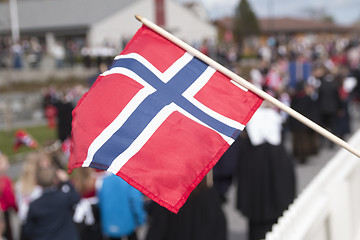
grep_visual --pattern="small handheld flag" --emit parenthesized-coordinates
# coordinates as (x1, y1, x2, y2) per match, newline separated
(13, 129, 38, 151)
(68, 24, 263, 213)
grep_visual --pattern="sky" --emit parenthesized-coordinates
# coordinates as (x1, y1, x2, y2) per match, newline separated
(178, 0, 360, 25)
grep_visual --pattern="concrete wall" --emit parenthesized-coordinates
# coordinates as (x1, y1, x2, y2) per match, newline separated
(0, 92, 44, 131)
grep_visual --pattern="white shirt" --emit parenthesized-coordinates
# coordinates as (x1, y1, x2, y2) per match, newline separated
(246, 106, 283, 146)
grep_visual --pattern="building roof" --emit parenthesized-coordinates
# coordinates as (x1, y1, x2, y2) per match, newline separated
(213, 17, 233, 30)
(0, 0, 138, 34)
(259, 17, 352, 34)
(214, 17, 353, 34)
(352, 22, 360, 32)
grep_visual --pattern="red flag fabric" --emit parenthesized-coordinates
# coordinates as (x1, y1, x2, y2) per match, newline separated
(13, 129, 38, 151)
(68, 25, 263, 213)
(61, 137, 71, 158)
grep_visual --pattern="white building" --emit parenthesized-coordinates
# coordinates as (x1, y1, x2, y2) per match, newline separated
(0, 0, 217, 50)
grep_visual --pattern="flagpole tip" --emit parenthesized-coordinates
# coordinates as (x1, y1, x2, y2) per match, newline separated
(135, 14, 143, 22)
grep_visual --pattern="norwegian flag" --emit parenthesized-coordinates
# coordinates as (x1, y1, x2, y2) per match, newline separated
(13, 129, 38, 151)
(68, 25, 263, 213)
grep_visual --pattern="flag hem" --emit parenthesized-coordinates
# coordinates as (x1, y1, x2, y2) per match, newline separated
(116, 138, 233, 213)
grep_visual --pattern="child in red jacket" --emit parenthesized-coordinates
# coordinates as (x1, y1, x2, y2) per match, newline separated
(0, 152, 17, 240)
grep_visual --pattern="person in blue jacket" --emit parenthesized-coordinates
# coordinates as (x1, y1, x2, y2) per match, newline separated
(97, 172, 146, 240)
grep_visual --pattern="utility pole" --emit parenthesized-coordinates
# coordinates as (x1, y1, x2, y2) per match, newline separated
(9, 0, 20, 43)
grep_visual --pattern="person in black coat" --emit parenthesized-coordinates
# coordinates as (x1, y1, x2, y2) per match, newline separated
(22, 166, 81, 240)
(212, 138, 240, 204)
(236, 103, 296, 240)
(55, 92, 74, 142)
(317, 70, 341, 148)
(289, 81, 320, 163)
(145, 175, 227, 240)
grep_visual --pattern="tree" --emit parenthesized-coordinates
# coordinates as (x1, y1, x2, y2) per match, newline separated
(233, 0, 260, 46)
(302, 7, 334, 23)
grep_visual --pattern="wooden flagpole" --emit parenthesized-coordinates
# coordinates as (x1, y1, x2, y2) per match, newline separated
(135, 15, 360, 159)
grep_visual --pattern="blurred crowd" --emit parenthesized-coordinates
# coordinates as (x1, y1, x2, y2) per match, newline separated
(212, 33, 360, 163)
(0, 35, 118, 70)
(1, 31, 360, 240)
(0, 148, 232, 240)
(256, 34, 360, 163)
(0, 149, 147, 240)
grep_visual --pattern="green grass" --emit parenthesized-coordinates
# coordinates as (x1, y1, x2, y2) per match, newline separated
(0, 125, 56, 161)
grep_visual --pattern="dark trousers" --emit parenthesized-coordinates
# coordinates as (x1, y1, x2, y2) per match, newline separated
(4, 210, 13, 240)
(107, 232, 138, 240)
(248, 220, 276, 240)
